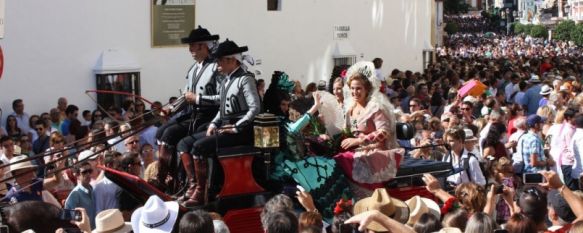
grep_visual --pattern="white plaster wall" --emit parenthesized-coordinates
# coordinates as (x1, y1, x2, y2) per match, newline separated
(0, 0, 432, 124)
(0, 0, 193, 124)
(198, 0, 432, 86)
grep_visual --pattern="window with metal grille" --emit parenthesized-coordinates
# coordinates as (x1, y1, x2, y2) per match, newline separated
(333, 56, 356, 67)
(268, 0, 281, 11)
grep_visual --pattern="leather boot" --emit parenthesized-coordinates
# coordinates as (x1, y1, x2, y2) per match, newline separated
(177, 152, 196, 203)
(183, 159, 207, 207)
(156, 144, 171, 191)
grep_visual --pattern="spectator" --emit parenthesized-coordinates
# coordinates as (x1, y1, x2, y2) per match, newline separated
(519, 115, 553, 173)
(549, 107, 578, 190)
(465, 212, 496, 233)
(547, 189, 576, 232)
(412, 213, 442, 233)
(57, 97, 68, 121)
(266, 211, 299, 233)
(179, 210, 214, 233)
(4, 155, 60, 203)
(521, 75, 543, 115)
(506, 213, 537, 233)
(61, 105, 79, 138)
(570, 114, 583, 191)
(5, 115, 22, 142)
(443, 127, 486, 186)
(93, 151, 122, 214)
(64, 162, 97, 229)
(298, 211, 323, 232)
(8, 99, 30, 133)
(2, 201, 79, 232)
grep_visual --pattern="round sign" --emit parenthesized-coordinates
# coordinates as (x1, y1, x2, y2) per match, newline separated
(0, 45, 4, 80)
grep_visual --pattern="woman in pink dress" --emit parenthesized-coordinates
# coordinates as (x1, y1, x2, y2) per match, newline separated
(334, 61, 401, 199)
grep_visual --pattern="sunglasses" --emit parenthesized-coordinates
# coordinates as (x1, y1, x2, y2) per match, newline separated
(126, 140, 139, 145)
(81, 169, 94, 175)
(410, 104, 418, 107)
(461, 108, 471, 111)
(35, 127, 44, 131)
(54, 140, 64, 144)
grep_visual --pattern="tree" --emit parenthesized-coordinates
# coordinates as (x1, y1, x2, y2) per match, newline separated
(571, 23, 583, 46)
(444, 22, 460, 34)
(444, 0, 469, 14)
(554, 20, 575, 41)
(529, 25, 548, 38)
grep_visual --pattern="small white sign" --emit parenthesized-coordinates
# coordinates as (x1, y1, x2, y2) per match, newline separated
(333, 25, 350, 40)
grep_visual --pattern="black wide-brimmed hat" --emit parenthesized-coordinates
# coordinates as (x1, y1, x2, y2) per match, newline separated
(213, 39, 248, 58)
(181, 25, 219, 44)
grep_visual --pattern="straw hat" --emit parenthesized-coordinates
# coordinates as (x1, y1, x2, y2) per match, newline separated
(131, 195, 179, 233)
(463, 128, 478, 142)
(353, 188, 409, 232)
(9, 155, 37, 173)
(405, 196, 441, 226)
(93, 209, 132, 233)
(78, 150, 98, 161)
(539, 85, 552, 95)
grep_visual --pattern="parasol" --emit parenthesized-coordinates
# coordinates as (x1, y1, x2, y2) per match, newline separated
(458, 80, 487, 97)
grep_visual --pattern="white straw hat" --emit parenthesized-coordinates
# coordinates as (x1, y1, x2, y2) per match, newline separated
(131, 195, 179, 233)
(93, 209, 132, 233)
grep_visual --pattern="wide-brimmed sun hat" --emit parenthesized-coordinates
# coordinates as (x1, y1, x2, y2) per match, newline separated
(131, 195, 179, 233)
(9, 155, 37, 173)
(405, 195, 441, 226)
(353, 188, 409, 232)
(93, 209, 132, 233)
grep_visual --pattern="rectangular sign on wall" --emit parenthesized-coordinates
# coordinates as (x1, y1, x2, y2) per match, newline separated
(0, 0, 5, 39)
(151, 0, 195, 47)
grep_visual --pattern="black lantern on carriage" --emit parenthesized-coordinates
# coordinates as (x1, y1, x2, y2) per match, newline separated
(254, 113, 280, 177)
(254, 113, 280, 149)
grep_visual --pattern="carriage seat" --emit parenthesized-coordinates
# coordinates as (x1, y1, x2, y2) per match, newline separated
(214, 145, 265, 198)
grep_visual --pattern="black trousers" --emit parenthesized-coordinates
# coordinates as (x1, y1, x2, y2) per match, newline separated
(156, 110, 215, 146)
(177, 125, 253, 156)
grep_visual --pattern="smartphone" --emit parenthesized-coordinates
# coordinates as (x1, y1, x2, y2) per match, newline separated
(59, 209, 82, 222)
(523, 173, 545, 184)
(339, 223, 357, 233)
(282, 186, 298, 197)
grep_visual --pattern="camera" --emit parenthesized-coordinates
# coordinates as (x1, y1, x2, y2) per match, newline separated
(59, 209, 82, 222)
(495, 185, 504, 194)
(523, 173, 545, 184)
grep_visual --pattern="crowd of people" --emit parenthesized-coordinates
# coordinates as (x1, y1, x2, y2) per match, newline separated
(1, 15, 583, 232)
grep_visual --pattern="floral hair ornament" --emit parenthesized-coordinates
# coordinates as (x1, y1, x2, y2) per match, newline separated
(333, 198, 353, 215)
(340, 69, 348, 79)
(276, 72, 295, 92)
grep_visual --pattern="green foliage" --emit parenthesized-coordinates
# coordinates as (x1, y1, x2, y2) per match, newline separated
(444, 0, 469, 14)
(444, 22, 459, 35)
(514, 23, 524, 34)
(554, 20, 576, 41)
(529, 25, 548, 38)
(571, 23, 583, 46)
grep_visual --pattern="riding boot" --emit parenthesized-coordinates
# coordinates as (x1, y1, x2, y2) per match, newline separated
(156, 144, 171, 191)
(183, 158, 207, 207)
(177, 152, 196, 203)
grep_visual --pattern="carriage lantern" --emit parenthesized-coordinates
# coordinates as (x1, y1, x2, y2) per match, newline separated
(253, 113, 280, 149)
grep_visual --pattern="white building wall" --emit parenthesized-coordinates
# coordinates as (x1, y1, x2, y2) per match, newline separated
(0, 0, 432, 122)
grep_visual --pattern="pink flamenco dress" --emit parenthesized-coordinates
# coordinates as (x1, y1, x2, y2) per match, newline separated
(334, 102, 402, 200)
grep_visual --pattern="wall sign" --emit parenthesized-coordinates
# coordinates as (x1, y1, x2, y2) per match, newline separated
(151, 0, 195, 47)
(333, 26, 350, 40)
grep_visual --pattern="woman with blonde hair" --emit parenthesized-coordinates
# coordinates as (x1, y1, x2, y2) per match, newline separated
(334, 61, 399, 199)
(536, 105, 555, 137)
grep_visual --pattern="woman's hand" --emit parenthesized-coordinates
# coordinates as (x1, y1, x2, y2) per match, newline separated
(206, 125, 217, 136)
(340, 138, 363, 150)
(312, 92, 322, 109)
(344, 210, 384, 232)
(422, 173, 442, 193)
(296, 190, 317, 212)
